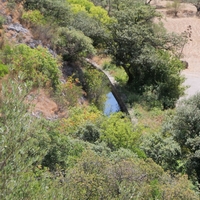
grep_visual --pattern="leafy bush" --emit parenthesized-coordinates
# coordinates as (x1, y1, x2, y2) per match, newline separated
(142, 93, 200, 185)
(67, 0, 93, 11)
(0, 80, 50, 199)
(67, 0, 112, 24)
(70, 11, 108, 46)
(0, 15, 5, 29)
(129, 50, 185, 109)
(23, 0, 72, 26)
(102, 61, 128, 85)
(21, 10, 46, 27)
(59, 105, 102, 135)
(1, 44, 61, 89)
(141, 132, 181, 171)
(42, 122, 85, 171)
(74, 122, 101, 143)
(54, 28, 96, 61)
(164, 93, 200, 183)
(7, 0, 16, 9)
(0, 63, 8, 77)
(65, 150, 199, 200)
(53, 75, 83, 109)
(83, 67, 110, 109)
(100, 112, 143, 155)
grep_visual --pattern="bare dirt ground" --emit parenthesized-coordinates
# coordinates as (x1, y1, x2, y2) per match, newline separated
(154, 0, 200, 97)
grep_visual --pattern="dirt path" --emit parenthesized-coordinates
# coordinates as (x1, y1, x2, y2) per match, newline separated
(157, 2, 200, 98)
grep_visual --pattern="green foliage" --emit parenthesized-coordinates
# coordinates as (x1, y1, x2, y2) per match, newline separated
(42, 122, 85, 171)
(83, 67, 110, 109)
(142, 93, 200, 185)
(22, 10, 46, 26)
(0, 80, 198, 199)
(163, 93, 200, 183)
(70, 11, 108, 46)
(140, 50, 185, 109)
(89, 5, 112, 24)
(7, 0, 16, 9)
(59, 105, 102, 134)
(67, 0, 112, 46)
(53, 75, 83, 109)
(0, 63, 8, 78)
(141, 132, 181, 171)
(100, 112, 143, 155)
(0, 15, 5, 29)
(74, 122, 101, 143)
(67, 0, 93, 11)
(54, 28, 96, 61)
(106, 4, 185, 108)
(67, 0, 112, 24)
(23, 0, 72, 26)
(0, 80, 50, 199)
(1, 44, 60, 89)
(102, 61, 128, 85)
(65, 150, 199, 199)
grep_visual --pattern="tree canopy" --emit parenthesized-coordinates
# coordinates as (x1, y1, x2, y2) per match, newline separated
(105, 3, 185, 108)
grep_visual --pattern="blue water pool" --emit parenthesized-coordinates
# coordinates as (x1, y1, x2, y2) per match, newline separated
(104, 92, 120, 115)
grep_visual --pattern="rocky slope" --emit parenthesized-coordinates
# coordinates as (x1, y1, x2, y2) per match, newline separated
(0, 1, 61, 119)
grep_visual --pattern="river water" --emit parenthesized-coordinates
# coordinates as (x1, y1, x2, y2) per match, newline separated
(104, 92, 120, 115)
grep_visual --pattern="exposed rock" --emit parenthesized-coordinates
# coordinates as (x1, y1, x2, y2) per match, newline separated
(27, 39, 42, 48)
(47, 47, 57, 57)
(4, 15, 12, 25)
(7, 23, 29, 34)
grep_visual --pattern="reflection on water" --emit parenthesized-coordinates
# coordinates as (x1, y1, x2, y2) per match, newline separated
(104, 92, 120, 115)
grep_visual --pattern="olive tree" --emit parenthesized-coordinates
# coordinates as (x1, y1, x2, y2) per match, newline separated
(106, 4, 185, 108)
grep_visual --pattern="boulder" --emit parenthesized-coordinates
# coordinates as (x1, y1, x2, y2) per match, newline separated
(7, 23, 29, 33)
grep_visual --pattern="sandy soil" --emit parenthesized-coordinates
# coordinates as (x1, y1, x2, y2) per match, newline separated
(155, 1, 200, 97)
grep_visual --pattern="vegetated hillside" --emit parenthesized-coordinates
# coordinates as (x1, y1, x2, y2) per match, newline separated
(0, 0, 200, 199)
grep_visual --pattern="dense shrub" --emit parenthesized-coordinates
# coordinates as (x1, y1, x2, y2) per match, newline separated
(70, 11, 108, 46)
(83, 67, 110, 109)
(65, 150, 199, 200)
(53, 75, 83, 109)
(42, 123, 85, 171)
(0, 63, 8, 78)
(0, 15, 5, 29)
(23, 0, 72, 26)
(0, 80, 50, 199)
(54, 28, 96, 61)
(100, 112, 144, 157)
(165, 93, 200, 183)
(74, 122, 101, 143)
(59, 105, 102, 135)
(67, 0, 112, 24)
(1, 44, 60, 89)
(21, 10, 46, 27)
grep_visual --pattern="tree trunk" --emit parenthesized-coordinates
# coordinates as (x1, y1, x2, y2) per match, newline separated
(122, 66, 133, 85)
(107, 0, 112, 16)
